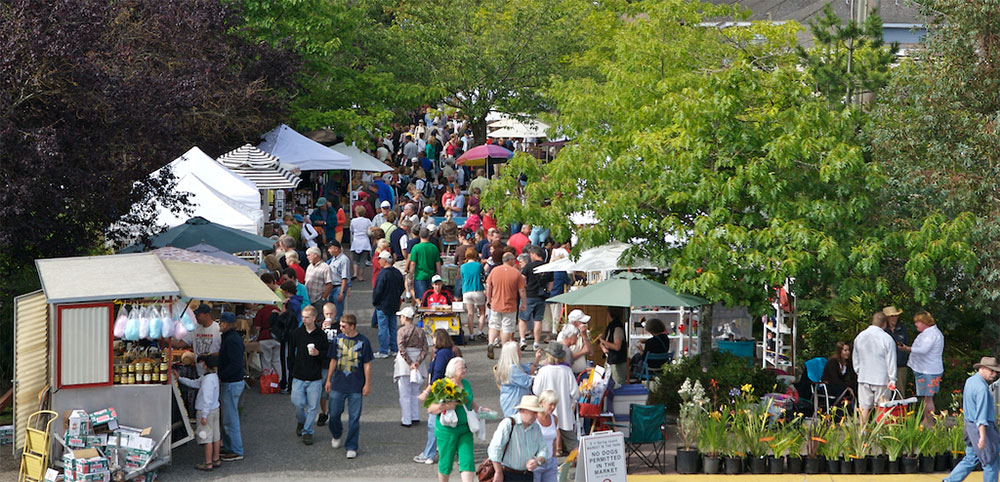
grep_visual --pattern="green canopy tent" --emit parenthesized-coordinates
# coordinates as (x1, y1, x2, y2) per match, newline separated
(119, 216, 274, 253)
(547, 271, 708, 364)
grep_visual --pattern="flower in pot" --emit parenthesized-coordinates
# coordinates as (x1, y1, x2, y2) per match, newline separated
(804, 414, 832, 474)
(676, 378, 707, 473)
(698, 408, 729, 474)
(765, 416, 803, 474)
(948, 411, 965, 464)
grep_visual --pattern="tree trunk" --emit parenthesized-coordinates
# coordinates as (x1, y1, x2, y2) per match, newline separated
(699, 303, 714, 371)
(472, 115, 488, 147)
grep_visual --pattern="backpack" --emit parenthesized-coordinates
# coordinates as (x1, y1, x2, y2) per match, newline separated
(269, 310, 293, 343)
(419, 179, 434, 200)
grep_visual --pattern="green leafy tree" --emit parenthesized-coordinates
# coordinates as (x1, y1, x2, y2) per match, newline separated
(235, 0, 427, 141)
(866, 0, 1000, 348)
(392, 0, 592, 142)
(484, 0, 974, 365)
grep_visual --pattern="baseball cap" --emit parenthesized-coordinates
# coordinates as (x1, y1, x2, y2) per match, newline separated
(193, 303, 212, 315)
(220, 312, 236, 324)
(396, 306, 416, 318)
(427, 223, 437, 232)
(567, 309, 591, 324)
(380, 201, 391, 208)
(378, 251, 392, 261)
(431, 275, 443, 283)
(424, 206, 433, 213)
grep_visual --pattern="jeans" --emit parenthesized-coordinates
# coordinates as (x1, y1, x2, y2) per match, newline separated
(220, 381, 244, 455)
(397, 377, 422, 425)
(419, 415, 438, 459)
(329, 286, 346, 323)
(328, 390, 363, 451)
(291, 378, 323, 435)
(414, 279, 431, 303)
(529, 226, 549, 246)
(376, 310, 398, 355)
(946, 443, 999, 482)
(533, 456, 558, 482)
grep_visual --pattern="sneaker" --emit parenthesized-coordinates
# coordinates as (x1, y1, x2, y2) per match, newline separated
(296, 423, 304, 436)
(533, 343, 540, 351)
(373, 352, 389, 359)
(346, 450, 357, 459)
(413, 455, 430, 464)
(317, 413, 328, 427)
(389, 351, 398, 357)
(303, 433, 313, 445)
(331, 436, 343, 449)
(220, 453, 243, 461)
(519, 339, 528, 350)
(424, 457, 435, 465)
(487, 343, 496, 360)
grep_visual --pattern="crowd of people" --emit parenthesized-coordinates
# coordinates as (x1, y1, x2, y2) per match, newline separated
(171, 111, 619, 480)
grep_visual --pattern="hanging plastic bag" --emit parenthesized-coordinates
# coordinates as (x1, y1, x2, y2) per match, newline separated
(160, 304, 175, 338)
(181, 307, 196, 331)
(440, 409, 459, 427)
(124, 305, 141, 340)
(113, 306, 129, 339)
(149, 307, 163, 339)
(138, 306, 151, 339)
(173, 319, 189, 340)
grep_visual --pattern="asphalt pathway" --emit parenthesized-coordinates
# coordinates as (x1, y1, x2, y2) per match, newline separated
(160, 282, 502, 481)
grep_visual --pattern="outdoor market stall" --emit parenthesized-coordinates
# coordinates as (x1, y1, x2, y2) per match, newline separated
(12, 252, 279, 480)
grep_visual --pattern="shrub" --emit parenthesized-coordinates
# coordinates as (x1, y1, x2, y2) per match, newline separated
(648, 350, 783, 412)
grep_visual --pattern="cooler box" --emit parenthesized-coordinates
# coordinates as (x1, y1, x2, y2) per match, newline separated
(718, 340, 755, 366)
(608, 383, 649, 437)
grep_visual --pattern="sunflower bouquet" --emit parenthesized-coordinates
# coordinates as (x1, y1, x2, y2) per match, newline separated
(424, 377, 470, 408)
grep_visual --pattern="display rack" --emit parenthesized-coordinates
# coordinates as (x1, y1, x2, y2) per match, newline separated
(760, 279, 796, 376)
(628, 308, 700, 359)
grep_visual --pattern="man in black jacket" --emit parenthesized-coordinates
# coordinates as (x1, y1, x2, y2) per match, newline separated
(372, 250, 405, 358)
(289, 305, 330, 445)
(218, 312, 246, 461)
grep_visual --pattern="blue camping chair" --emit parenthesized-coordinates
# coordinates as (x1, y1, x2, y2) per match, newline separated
(803, 357, 834, 415)
(637, 352, 672, 382)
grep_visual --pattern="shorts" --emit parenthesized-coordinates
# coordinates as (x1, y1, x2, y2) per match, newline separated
(196, 408, 221, 444)
(913, 371, 942, 397)
(349, 250, 370, 264)
(857, 382, 888, 410)
(518, 297, 545, 322)
(488, 311, 517, 334)
(462, 291, 486, 306)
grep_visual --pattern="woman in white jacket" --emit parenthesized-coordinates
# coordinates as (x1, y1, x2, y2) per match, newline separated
(532, 343, 579, 454)
(900, 311, 944, 425)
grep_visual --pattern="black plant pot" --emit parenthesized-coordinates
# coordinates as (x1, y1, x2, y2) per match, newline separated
(676, 449, 699, 474)
(768, 455, 784, 474)
(841, 457, 853, 474)
(936, 453, 952, 472)
(919, 455, 935, 473)
(902, 456, 919, 474)
(750, 456, 767, 474)
(724, 456, 743, 474)
(702, 456, 721, 474)
(853, 457, 868, 474)
(826, 457, 841, 474)
(787, 456, 803, 473)
(887, 458, 900, 474)
(871, 455, 887, 474)
(805, 457, 821, 474)
(952, 453, 965, 469)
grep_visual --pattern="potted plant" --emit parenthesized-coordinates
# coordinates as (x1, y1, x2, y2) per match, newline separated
(818, 428, 844, 474)
(676, 378, 706, 474)
(841, 415, 870, 474)
(722, 421, 744, 474)
(697, 408, 729, 474)
(932, 413, 952, 471)
(804, 415, 833, 474)
(785, 424, 806, 474)
(733, 391, 773, 474)
(896, 403, 924, 473)
(949, 412, 966, 469)
(881, 432, 904, 474)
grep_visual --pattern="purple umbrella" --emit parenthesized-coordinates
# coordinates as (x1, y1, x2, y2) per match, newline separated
(456, 144, 514, 165)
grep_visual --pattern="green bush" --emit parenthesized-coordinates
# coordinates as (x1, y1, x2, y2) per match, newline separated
(648, 350, 783, 412)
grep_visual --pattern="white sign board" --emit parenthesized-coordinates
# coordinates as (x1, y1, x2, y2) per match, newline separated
(575, 430, 627, 482)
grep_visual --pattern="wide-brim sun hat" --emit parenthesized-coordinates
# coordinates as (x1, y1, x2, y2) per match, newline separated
(542, 343, 566, 360)
(514, 395, 546, 413)
(974, 356, 1000, 372)
(882, 306, 903, 317)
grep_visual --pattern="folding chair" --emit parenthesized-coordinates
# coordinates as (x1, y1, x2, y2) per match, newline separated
(637, 352, 672, 382)
(622, 404, 667, 474)
(803, 357, 835, 415)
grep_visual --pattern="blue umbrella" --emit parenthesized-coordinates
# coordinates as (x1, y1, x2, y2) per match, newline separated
(119, 216, 274, 253)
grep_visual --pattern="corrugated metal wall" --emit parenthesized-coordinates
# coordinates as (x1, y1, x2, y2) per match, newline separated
(14, 290, 48, 452)
(58, 305, 111, 387)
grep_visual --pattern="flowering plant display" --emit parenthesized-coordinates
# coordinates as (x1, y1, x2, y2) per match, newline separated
(677, 378, 707, 450)
(423, 377, 469, 408)
(697, 409, 730, 457)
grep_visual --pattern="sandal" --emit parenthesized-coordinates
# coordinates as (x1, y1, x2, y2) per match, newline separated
(195, 463, 214, 471)
(213, 459, 222, 468)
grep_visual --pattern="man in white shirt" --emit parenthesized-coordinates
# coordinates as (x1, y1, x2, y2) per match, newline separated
(178, 303, 221, 376)
(852, 312, 897, 425)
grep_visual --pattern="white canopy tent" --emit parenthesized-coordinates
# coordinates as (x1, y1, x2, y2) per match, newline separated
(534, 242, 658, 273)
(154, 173, 264, 234)
(257, 124, 351, 171)
(153, 146, 261, 210)
(331, 143, 393, 172)
(487, 124, 549, 139)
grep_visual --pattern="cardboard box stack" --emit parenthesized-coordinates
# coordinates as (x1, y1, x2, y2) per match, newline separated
(61, 407, 157, 478)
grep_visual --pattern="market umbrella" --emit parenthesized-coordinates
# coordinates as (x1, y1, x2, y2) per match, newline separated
(456, 144, 513, 166)
(185, 242, 262, 271)
(216, 144, 302, 189)
(546, 271, 708, 308)
(150, 246, 247, 267)
(119, 216, 275, 254)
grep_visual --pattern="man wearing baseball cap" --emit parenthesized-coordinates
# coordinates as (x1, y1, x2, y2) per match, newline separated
(373, 200, 392, 227)
(372, 250, 405, 358)
(176, 303, 222, 376)
(945, 357, 1000, 482)
(421, 274, 453, 308)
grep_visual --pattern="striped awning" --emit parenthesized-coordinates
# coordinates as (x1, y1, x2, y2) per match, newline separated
(216, 144, 301, 189)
